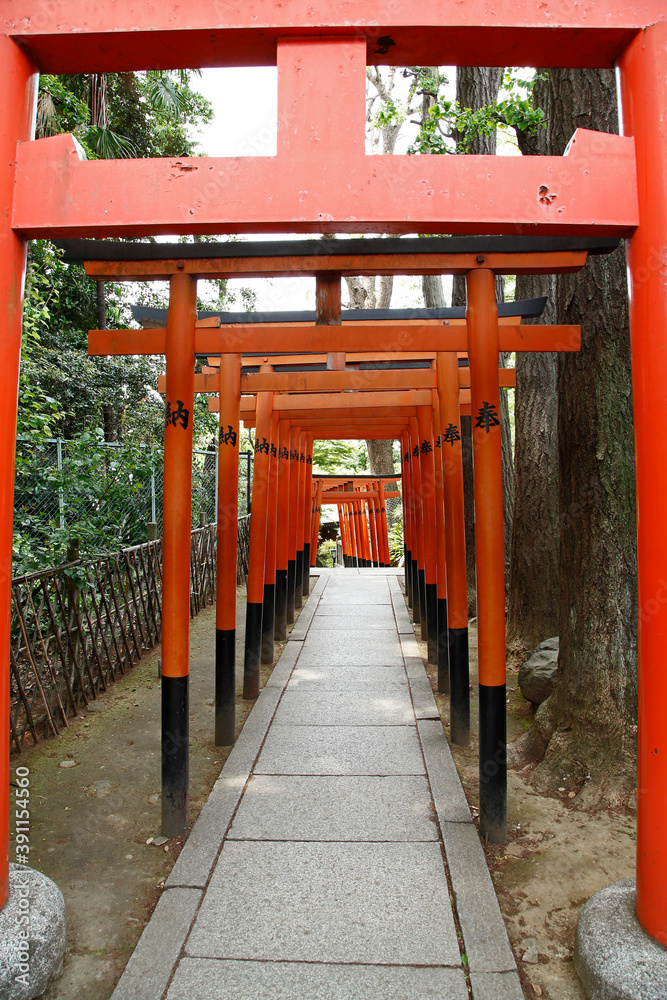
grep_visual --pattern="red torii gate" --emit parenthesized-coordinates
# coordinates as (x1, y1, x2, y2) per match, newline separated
(0, 2, 666, 971)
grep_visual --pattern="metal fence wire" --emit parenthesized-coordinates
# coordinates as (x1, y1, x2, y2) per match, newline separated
(14, 438, 253, 559)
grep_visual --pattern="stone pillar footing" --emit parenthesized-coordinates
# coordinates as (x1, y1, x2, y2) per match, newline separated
(0, 864, 66, 1000)
(575, 878, 667, 1000)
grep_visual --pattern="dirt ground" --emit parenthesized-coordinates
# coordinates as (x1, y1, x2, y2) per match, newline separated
(9, 577, 636, 1000)
(420, 622, 637, 1000)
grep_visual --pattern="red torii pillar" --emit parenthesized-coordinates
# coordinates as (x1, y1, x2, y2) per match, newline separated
(0, 39, 36, 905)
(243, 391, 273, 699)
(377, 480, 391, 568)
(286, 425, 301, 623)
(431, 388, 450, 694)
(619, 24, 667, 941)
(274, 419, 291, 640)
(467, 269, 507, 844)
(302, 435, 314, 596)
(261, 411, 280, 665)
(409, 417, 427, 635)
(437, 352, 471, 746)
(215, 353, 241, 747)
(401, 432, 416, 612)
(161, 273, 197, 836)
(367, 484, 379, 567)
(418, 404, 439, 666)
(311, 479, 323, 567)
(294, 431, 307, 608)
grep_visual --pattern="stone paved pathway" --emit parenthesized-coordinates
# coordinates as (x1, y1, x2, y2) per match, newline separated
(111, 569, 524, 1000)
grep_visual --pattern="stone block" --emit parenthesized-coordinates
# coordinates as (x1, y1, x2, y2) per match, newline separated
(186, 841, 460, 966)
(441, 823, 516, 973)
(255, 724, 425, 775)
(110, 888, 202, 1000)
(228, 774, 438, 842)
(167, 958, 468, 999)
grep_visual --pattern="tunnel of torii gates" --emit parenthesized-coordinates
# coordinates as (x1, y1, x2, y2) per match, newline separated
(1, 3, 666, 947)
(76, 236, 590, 839)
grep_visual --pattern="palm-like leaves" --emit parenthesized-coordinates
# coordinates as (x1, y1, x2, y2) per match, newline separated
(144, 72, 189, 119)
(84, 126, 137, 160)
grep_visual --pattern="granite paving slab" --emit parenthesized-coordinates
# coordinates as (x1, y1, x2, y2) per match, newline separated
(307, 618, 400, 631)
(228, 774, 438, 841)
(254, 724, 425, 775)
(300, 630, 402, 660)
(295, 643, 404, 667)
(273, 687, 415, 726)
(314, 604, 396, 619)
(286, 663, 408, 689)
(186, 841, 461, 966)
(166, 959, 469, 1000)
(321, 593, 390, 602)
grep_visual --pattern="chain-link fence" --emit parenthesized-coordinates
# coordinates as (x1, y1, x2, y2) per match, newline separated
(385, 486, 404, 565)
(13, 437, 254, 575)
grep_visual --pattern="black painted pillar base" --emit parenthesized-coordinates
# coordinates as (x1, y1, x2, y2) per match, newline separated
(162, 674, 189, 836)
(426, 583, 438, 665)
(261, 582, 275, 664)
(437, 598, 450, 694)
(411, 554, 420, 623)
(215, 628, 235, 747)
(405, 549, 411, 606)
(303, 543, 311, 597)
(419, 568, 427, 642)
(294, 550, 304, 609)
(479, 683, 507, 844)
(274, 569, 288, 640)
(243, 601, 263, 699)
(449, 627, 470, 746)
(286, 559, 296, 625)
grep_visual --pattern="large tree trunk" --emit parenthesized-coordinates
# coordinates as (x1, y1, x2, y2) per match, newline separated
(515, 69, 638, 807)
(366, 440, 394, 477)
(506, 75, 560, 655)
(506, 275, 559, 655)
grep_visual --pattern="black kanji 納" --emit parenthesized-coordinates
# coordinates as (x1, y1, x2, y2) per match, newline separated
(165, 400, 190, 430)
(219, 424, 237, 447)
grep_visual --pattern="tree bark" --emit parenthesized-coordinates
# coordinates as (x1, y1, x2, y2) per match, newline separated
(366, 440, 394, 477)
(506, 276, 559, 655)
(506, 74, 560, 655)
(514, 69, 638, 806)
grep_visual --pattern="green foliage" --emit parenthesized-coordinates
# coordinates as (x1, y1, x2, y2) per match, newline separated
(372, 98, 405, 131)
(406, 66, 547, 155)
(312, 440, 369, 476)
(387, 509, 404, 565)
(408, 96, 545, 155)
(317, 539, 336, 568)
(13, 432, 161, 575)
(37, 70, 212, 160)
(20, 241, 165, 442)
